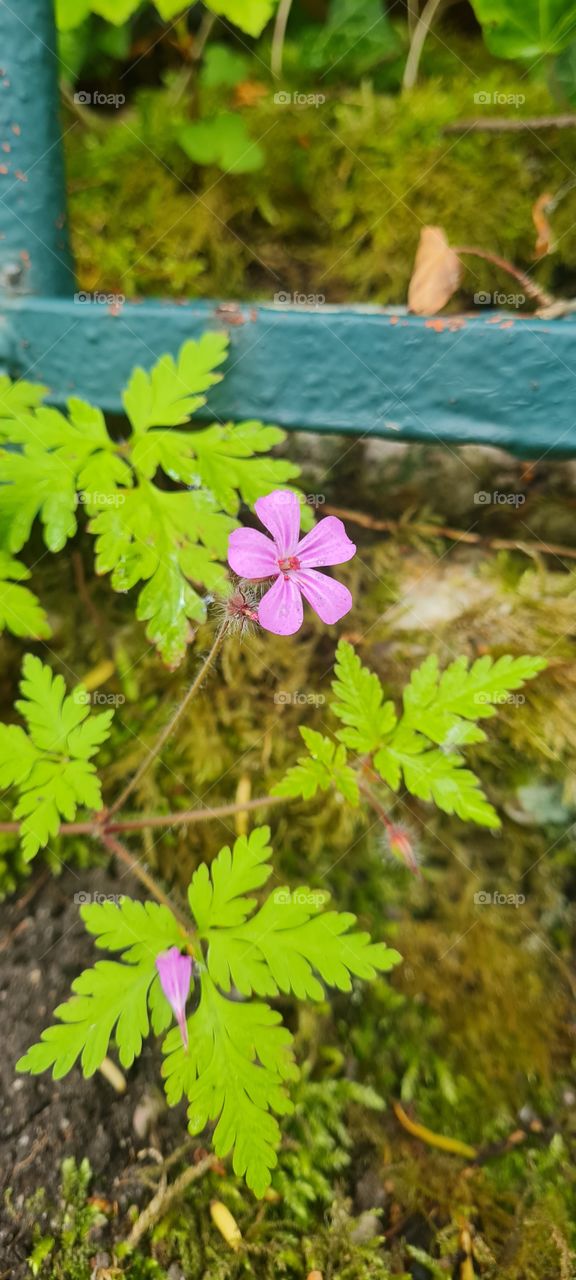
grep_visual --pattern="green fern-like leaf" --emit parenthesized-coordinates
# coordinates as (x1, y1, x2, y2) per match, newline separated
(402, 652, 548, 744)
(0, 338, 307, 664)
(0, 552, 51, 639)
(332, 640, 397, 752)
(0, 655, 114, 860)
(273, 726, 359, 806)
(162, 975, 296, 1197)
(17, 826, 399, 1195)
(330, 640, 546, 828)
(16, 898, 183, 1076)
(0, 375, 47, 417)
(188, 826, 400, 1000)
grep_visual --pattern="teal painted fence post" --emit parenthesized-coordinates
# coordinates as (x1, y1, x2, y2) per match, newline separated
(0, 0, 74, 296)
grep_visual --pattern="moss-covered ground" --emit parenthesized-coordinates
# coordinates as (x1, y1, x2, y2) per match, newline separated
(2, 435, 575, 1278)
(64, 34, 576, 307)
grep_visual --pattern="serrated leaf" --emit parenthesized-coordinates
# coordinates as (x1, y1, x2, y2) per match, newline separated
(162, 974, 296, 1196)
(81, 898, 184, 961)
(375, 739, 499, 828)
(0, 375, 47, 417)
(0, 655, 113, 860)
(402, 652, 548, 745)
(16, 957, 160, 1078)
(122, 334, 229, 434)
(0, 553, 51, 639)
(189, 825, 400, 1001)
(90, 485, 233, 666)
(188, 826, 273, 931)
(332, 640, 397, 753)
(0, 341, 307, 666)
(204, 889, 401, 1000)
(273, 726, 359, 806)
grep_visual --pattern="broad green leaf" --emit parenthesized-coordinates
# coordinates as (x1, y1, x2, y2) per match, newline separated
(204, 0, 278, 38)
(56, 0, 93, 30)
(178, 114, 265, 175)
(0, 553, 50, 639)
(154, 0, 190, 16)
(91, 0, 143, 22)
(200, 43, 250, 89)
(470, 0, 576, 58)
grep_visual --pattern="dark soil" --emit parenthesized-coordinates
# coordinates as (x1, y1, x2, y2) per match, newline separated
(0, 866, 185, 1278)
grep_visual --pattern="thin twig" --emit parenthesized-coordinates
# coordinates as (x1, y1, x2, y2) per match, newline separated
(107, 624, 228, 819)
(324, 505, 576, 562)
(444, 114, 576, 135)
(0, 794, 287, 838)
(126, 1155, 217, 1250)
(453, 245, 553, 308)
(271, 0, 294, 78)
(99, 831, 191, 931)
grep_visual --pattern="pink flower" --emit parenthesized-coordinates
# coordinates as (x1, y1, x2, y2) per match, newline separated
(156, 947, 193, 1050)
(228, 491, 356, 636)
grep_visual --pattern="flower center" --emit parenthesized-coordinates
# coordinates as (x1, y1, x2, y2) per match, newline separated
(277, 554, 300, 576)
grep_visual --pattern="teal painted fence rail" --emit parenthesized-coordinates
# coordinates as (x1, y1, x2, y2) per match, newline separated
(1, 0, 575, 456)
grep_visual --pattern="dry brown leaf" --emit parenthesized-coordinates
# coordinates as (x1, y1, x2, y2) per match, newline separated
(408, 225, 462, 315)
(233, 80, 268, 108)
(532, 192, 556, 258)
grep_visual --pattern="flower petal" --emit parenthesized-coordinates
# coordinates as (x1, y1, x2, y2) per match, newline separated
(156, 947, 193, 1050)
(254, 490, 301, 556)
(296, 516, 356, 568)
(228, 527, 277, 579)
(294, 568, 353, 625)
(258, 573, 303, 635)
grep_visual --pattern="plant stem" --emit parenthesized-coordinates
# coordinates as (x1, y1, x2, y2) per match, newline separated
(271, 0, 294, 78)
(402, 0, 446, 91)
(444, 114, 576, 134)
(126, 1154, 217, 1250)
(453, 245, 553, 308)
(0, 794, 287, 836)
(323, 504, 576, 561)
(358, 778, 394, 831)
(107, 624, 228, 819)
(99, 831, 191, 931)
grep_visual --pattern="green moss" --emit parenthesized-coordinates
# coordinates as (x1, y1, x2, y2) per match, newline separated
(66, 50, 576, 304)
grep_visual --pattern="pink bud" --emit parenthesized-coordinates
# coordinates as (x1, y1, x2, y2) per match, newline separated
(155, 947, 193, 1050)
(387, 826, 420, 877)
